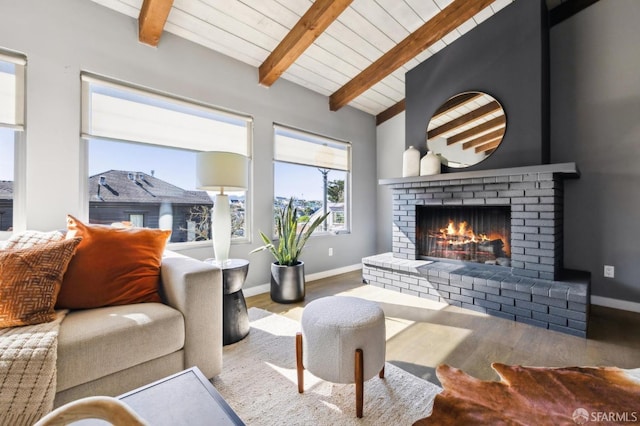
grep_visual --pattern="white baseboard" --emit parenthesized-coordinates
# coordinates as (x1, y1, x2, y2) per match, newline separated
(242, 263, 362, 298)
(243, 283, 270, 298)
(591, 295, 640, 313)
(305, 263, 362, 282)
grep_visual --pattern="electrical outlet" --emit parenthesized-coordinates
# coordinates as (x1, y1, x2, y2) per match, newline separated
(604, 265, 615, 278)
(328, 248, 333, 256)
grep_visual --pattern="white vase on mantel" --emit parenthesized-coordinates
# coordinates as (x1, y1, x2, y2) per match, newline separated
(402, 146, 420, 177)
(420, 150, 441, 176)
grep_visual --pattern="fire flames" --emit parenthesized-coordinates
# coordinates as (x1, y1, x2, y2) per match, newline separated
(432, 219, 511, 258)
(440, 220, 490, 245)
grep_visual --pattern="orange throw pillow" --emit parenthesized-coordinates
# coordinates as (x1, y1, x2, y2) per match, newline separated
(0, 238, 82, 328)
(56, 215, 171, 309)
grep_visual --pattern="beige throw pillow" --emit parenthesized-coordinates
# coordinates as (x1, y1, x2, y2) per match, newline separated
(4, 230, 65, 250)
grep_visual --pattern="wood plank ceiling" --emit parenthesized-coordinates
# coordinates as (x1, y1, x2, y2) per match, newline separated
(90, 0, 577, 120)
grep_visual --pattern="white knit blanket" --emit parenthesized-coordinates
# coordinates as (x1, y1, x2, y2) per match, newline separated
(0, 310, 67, 426)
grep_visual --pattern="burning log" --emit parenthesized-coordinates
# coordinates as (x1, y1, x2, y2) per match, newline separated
(427, 220, 508, 261)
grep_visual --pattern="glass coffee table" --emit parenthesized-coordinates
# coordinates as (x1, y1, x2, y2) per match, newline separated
(81, 367, 244, 425)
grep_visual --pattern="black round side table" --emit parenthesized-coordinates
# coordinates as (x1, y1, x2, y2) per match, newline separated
(205, 258, 250, 345)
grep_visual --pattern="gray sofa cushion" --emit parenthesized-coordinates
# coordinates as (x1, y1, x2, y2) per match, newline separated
(56, 303, 184, 391)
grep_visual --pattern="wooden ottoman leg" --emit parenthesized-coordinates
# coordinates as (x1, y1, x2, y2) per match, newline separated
(355, 348, 364, 418)
(379, 365, 385, 379)
(296, 332, 304, 393)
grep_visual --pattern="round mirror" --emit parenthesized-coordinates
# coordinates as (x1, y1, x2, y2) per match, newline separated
(426, 92, 506, 169)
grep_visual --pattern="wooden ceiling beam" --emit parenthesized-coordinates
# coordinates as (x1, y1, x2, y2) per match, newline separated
(549, 0, 600, 27)
(376, 99, 406, 125)
(428, 101, 501, 140)
(329, 0, 495, 111)
(432, 93, 483, 121)
(462, 128, 505, 150)
(138, 0, 174, 46)
(259, 0, 353, 87)
(447, 115, 506, 145)
(475, 138, 502, 153)
(373, 0, 593, 119)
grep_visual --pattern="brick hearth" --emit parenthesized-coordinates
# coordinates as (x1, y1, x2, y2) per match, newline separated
(362, 253, 589, 337)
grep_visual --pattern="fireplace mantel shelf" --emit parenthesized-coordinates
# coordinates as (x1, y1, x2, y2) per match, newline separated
(379, 162, 579, 186)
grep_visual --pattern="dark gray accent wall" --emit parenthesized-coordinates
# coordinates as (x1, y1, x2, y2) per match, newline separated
(550, 0, 640, 304)
(405, 0, 550, 171)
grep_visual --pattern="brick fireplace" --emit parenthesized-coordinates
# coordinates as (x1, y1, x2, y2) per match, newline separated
(363, 163, 590, 337)
(390, 164, 571, 280)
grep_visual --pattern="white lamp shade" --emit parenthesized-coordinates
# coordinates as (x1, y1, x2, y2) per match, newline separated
(196, 151, 248, 192)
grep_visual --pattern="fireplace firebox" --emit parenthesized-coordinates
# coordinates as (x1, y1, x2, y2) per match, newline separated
(416, 206, 511, 266)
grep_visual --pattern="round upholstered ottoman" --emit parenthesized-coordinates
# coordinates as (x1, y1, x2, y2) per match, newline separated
(295, 296, 386, 418)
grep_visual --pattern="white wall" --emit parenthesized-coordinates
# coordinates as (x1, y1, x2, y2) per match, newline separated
(375, 112, 405, 253)
(0, 0, 377, 289)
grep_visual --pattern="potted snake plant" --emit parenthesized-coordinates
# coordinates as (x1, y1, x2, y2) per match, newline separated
(251, 197, 329, 303)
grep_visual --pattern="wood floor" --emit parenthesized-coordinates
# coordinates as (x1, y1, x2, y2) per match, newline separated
(246, 270, 640, 386)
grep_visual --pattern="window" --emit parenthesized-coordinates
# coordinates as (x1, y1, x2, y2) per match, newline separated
(82, 74, 252, 244)
(0, 52, 25, 236)
(128, 214, 144, 227)
(273, 125, 350, 234)
(0, 130, 15, 232)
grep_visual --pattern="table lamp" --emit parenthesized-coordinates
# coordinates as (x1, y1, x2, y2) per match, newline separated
(196, 152, 249, 264)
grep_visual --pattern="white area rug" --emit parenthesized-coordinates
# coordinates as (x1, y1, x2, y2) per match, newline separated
(212, 308, 441, 425)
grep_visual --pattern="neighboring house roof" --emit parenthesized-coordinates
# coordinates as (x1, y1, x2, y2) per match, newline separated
(89, 170, 213, 205)
(0, 181, 12, 201)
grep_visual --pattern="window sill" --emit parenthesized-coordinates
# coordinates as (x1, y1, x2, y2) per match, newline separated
(270, 230, 350, 240)
(166, 238, 250, 252)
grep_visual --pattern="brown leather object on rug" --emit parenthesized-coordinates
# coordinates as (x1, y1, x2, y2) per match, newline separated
(414, 363, 640, 425)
